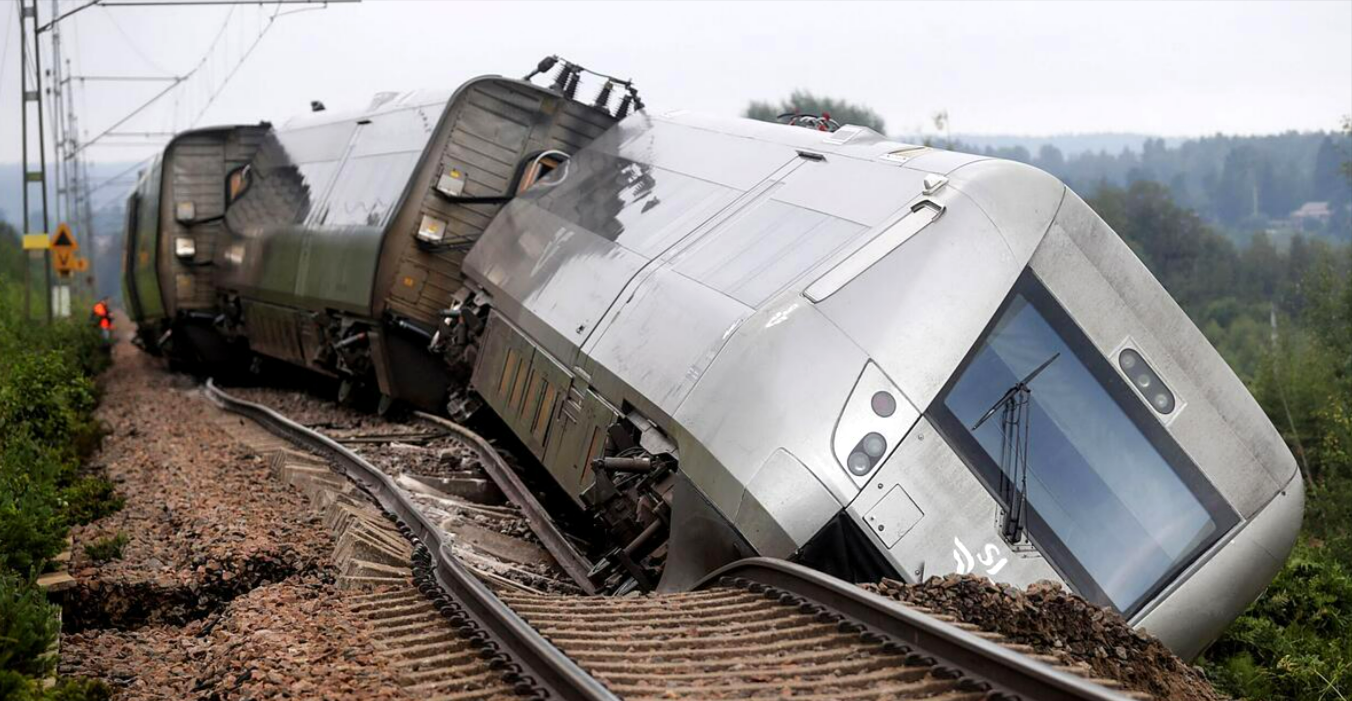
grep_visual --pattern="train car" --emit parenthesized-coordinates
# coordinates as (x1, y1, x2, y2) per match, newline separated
(124, 62, 1301, 659)
(453, 112, 1303, 659)
(122, 124, 269, 363)
(213, 61, 627, 410)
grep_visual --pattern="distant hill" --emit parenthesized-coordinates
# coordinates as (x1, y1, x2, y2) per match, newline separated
(0, 161, 143, 232)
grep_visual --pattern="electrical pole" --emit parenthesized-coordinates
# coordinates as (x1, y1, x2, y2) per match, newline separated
(18, 0, 54, 323)
(73, 73, 98, 301)
(49, 0, 94, 304)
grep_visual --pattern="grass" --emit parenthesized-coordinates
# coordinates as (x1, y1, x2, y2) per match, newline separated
(82, 533, 128, 564)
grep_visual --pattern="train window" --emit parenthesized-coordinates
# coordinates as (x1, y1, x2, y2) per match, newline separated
(517, 151, 569, 193)
(931, 271, 1237, 616)
(227, 165, 252, 204)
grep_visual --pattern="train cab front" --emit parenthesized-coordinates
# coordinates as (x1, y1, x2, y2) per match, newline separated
(811, 160, 1303, 660)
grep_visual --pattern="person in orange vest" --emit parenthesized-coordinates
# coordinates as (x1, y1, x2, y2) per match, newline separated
(92, 298, 113, 341)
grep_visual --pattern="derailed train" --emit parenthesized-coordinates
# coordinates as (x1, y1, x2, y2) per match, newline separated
(123, 60, 1302, 659)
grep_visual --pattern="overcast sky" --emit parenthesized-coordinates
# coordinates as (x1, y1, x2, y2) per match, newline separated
(1, 0, 1349, 167)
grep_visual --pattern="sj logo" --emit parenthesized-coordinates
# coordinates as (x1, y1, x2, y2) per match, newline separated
(952, 537, 1009, 576)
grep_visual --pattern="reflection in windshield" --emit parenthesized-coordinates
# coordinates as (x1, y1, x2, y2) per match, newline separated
(938, 276, 1235, 613)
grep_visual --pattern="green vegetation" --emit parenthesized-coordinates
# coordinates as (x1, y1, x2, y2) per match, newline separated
(745, 89, 887, 133)
(1207, 544, 1352, 699)
(0, 672, 113, 701)
(82, 533, 128, 564)
(0, 574, 60, 678)
(61, 477, 124, 528)
(0, 221, 119, 699)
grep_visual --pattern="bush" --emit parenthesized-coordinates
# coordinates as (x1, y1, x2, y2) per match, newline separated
(43, 677, 114, 701)
(0, 437, 68, 578)
(1204, 543, 1352, 699)
(83, 533, 128, 564)
(0, 574, 59, 678)
(60, 477, 124, 527)
(0, 672, 113, 701)
(0, 351, 97, 461)
(0, 275, 114, 694)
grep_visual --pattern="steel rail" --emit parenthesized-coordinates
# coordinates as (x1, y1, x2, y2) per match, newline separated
(204, 379, 617, 701)
(697, 558, 1129, 701)
(415, 411, 598, 594)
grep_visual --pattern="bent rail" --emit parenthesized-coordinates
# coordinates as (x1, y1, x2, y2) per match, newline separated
(697, 558, 1129, 701)
(204, 379, 617, 701)
(414, 410, 598, 594)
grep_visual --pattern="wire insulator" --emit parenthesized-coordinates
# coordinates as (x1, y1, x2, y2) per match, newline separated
(593, 81, 614, 112)
(550, 64, 572, 94)
(615, 94, 634, 120)
(563, 69, 580, 100)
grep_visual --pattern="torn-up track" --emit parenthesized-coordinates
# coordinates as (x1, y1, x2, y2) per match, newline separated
(206, 381, 1135, 701)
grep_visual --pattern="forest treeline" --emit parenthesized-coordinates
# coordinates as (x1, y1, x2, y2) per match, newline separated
(976, 129, 1351, 242)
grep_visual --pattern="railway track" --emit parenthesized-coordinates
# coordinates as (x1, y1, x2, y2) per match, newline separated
(204, 380, 1133, 701)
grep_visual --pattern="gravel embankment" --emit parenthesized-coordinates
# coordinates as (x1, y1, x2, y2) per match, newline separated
(867, 575, 1224, 701)
(59, 341, 412, 700)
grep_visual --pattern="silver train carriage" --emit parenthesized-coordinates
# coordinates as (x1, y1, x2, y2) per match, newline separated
(453, 111, 1302, 660)
(122, 64, 1300, 661)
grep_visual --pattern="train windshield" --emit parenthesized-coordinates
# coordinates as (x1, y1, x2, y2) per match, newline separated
(933, 271, 1237, 615)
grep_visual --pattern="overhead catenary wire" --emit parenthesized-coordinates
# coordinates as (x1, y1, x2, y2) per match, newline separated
(1, 3, 13, 92)
(68, 0, 328, 157)
(188, 0, 282, 127)
(99, 3, 175, 74)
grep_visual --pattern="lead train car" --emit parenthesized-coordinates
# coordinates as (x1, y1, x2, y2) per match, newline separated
(458, 112, 1302, 659)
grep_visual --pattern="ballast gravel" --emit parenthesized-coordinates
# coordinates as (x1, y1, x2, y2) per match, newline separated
(866, 575, 1224, 701)
(59, 341, 412, 700)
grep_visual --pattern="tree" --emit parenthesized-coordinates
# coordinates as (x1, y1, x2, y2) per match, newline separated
(1037, 145, 1065, 173)
(1312, 136, 1346, 205)
(745, 90, 886, 133)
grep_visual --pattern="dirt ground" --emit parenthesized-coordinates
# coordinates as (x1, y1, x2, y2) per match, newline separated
(867, 575, 1225, 701)
(57, 339, 412, 700)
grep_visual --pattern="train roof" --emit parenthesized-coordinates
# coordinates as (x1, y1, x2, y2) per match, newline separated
(278, 88, 457, 131)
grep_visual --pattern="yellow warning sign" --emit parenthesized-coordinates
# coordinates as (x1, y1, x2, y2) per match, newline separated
(74, 257, 90, 273)
(22, 233, 50, 250)
(51, 223, 78, 276)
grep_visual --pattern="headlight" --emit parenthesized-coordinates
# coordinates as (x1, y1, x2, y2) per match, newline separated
(1119, 348, 1175, 415)
(417, 214, 447, 243)
(175, 237, 196, 260)
(175, 201, 196, 223)
(832, 362, 919, 483)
